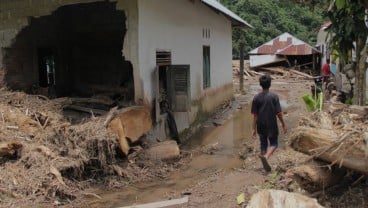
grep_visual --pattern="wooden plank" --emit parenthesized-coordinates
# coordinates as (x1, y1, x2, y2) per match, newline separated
(289, 69, 314, 79)
(63, 105, 107, 115)
(117, 196, 189, 208)
(70, 97, 115, 107)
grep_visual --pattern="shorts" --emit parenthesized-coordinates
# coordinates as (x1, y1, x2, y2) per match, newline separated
(259, 134, 278, 153)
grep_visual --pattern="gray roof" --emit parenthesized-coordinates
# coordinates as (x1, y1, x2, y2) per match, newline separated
(201, 0, 253, 28)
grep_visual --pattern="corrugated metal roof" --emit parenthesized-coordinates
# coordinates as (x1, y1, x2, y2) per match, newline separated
(277, 44, 320, 55)
(201, 0, 253, 28)
(249, 32, 320, 55)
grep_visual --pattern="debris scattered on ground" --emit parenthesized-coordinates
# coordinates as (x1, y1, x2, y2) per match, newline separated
(0, 88, 178, 207)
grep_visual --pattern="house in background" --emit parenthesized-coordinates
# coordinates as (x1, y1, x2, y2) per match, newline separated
(316, 21, 333, 70)
(0, 0, 252, 140)
(317, 21, 368, 103)
(249, 32, 320, 70)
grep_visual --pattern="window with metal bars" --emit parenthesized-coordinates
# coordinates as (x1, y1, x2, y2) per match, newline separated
(203, 46, 210, 88)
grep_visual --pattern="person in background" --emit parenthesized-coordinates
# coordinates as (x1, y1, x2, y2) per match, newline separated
(330, 59, 337, 76)
(322, 59, 331, 82)
(251, 74, 287, 172)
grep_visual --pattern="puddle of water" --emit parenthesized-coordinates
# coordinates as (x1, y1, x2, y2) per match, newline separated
(86, 106, 253, 208)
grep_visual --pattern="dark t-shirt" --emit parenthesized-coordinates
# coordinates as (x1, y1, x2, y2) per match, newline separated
(251, 91, 281, 136)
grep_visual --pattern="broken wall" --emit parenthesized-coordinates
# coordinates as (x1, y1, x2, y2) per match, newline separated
(0, 0, 105, 79)
(0, 0, 137, 99)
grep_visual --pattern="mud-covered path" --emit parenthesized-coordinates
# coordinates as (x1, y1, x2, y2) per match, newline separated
(84, 78, 312, 208)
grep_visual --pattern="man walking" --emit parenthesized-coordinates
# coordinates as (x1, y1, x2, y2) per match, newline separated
(251, 74, 287, 172)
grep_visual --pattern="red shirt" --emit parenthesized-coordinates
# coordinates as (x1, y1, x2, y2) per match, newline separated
(322, 63, 330, 76)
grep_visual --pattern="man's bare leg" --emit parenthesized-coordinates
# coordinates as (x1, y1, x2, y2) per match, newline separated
(264, 146, 277, 159)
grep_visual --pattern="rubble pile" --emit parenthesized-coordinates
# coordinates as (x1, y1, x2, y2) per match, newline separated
(0, 88, 177, 207)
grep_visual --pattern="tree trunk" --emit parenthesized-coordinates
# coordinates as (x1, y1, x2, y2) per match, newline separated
(290, 127, 368, 175)
(353, 37, 367, 105)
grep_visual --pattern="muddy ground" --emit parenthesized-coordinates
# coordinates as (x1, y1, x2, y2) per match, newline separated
(0, 66, 367, 208)
(81, 70, 367, 207)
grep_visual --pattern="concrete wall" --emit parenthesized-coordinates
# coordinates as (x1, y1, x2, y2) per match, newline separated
(137, 0, 234, 130)
(316, 28, 329, 70)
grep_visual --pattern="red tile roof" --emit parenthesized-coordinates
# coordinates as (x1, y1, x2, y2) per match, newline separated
(249, 32, 320, 56)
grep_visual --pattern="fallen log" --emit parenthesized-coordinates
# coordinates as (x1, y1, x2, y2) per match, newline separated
(110, 118, 130, 155)
(0, 141, 23, 158)
(109, 106, 152, 155)
(290, 126, 368, 175)
(286, 163, 346, 192)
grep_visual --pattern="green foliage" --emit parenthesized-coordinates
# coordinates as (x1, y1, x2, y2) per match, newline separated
(302, 92, 323, 111)
(221, 0, 327, 58)
(327, 0, 367, 63)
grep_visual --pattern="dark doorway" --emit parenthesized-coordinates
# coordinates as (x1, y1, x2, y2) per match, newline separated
(37, 48, 55, 88)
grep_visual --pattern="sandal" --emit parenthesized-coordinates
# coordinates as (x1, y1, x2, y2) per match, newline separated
(259, 155, 271, 172)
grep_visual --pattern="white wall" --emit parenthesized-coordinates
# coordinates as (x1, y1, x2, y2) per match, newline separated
(137, 0, 233, 103)
(249, 54, 285, 68)
(116, 0, 142, 103)
(316, 29, 327, 67)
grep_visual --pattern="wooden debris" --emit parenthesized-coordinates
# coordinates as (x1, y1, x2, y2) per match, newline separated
(259, 67, 287, 75)
(143, 140, 180, 161)
(0, 141, 23, 158)
(34, 145, 56, 158)
(103, 106, 119, 127)
(63, 105, 107, 115)
(110, 118, 130, 155)
(50, 166, 66, 186)
(286, 163, 346, 192)
(70, 97, 115, 107)
(289, 69, 314, 79)
(290, 126, 368, 175)
(82, 192, 102, 199)
(109, 106, 152, 155)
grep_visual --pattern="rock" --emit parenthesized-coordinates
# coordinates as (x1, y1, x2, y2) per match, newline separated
(246, 189, 324, 208)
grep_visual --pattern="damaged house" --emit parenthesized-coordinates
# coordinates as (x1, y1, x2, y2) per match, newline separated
(249, 32, 320, 70)
(0, 0, 251, 141)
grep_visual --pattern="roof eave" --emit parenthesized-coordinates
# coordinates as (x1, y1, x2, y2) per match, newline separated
(201, 0, 254, 29)
(231, 19, 254, 28)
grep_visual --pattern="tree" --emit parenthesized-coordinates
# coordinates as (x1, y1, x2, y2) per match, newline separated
(327, 0, 367, 105)
(221, 0, 326, 58)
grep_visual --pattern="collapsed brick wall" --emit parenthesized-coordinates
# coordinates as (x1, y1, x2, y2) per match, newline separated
(0, 0, 133, 98)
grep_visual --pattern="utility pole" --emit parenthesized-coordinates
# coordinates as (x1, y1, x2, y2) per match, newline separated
(239, 43, 245, 92)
